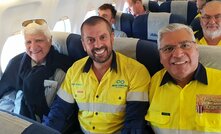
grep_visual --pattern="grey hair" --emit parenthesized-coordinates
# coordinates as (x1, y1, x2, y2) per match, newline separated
(157, 23, 195, 48)
(22, 22, 52, 40)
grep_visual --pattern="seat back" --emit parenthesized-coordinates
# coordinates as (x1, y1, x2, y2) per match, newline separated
(0, 110, 60, 134)
(52, 32, 87, 63)
(159, 1, 197, 25)
(132, 12, 186, 42)
(114, 12, 134, 37)
(113, 37, 163, 76)
(199, 45, 221, 70)
(190, 17, 201, 32)
(143, 0, 160, 12)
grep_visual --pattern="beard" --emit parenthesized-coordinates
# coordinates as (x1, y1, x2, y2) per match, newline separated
(89, 46, 112, 63)
(203, 27, 221, 39)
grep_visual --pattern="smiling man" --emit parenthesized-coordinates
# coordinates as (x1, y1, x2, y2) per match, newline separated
(43, 16, 150, 134)
(145, 23, 221, 133)
(195, 0, 221, 46)
(0, 19, 72, 122)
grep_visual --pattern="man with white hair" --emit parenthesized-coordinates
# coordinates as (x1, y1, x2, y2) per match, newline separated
(195, 0, 221, 46)
(0, 19, 72, 122)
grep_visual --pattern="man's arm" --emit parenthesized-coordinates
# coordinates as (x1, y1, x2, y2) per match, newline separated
(0, 53, 24, 98)
(122, 101, 149, 134)
(122, 65, 151, 134)
(42, 95, 74, 132)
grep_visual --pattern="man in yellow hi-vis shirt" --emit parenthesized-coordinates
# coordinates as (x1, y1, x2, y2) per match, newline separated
(195, 1, 221, 46)
(43, 16, 151, 134)
(145, 23, 221, 134)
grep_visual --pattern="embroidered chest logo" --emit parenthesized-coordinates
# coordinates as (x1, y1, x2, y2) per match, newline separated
(112, 80, 128, 88)
(72, 83, 83, 87)
(196, 94, 221, 113)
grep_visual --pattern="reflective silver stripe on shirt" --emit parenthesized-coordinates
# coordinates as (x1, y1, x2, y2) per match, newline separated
(57, 88, 75, 103)
(78, 103, 126, 113)
(81, 126, 121, 134)
(127, 92, 148, 101)
(153, 126, 220, 134)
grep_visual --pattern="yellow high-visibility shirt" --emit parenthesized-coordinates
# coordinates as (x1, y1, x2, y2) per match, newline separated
(196, 37, 221, 46)
(59, 52, 150, 133)
(146, 64, 221, 134)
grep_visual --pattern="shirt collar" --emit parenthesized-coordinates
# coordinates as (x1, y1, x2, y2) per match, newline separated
(160, 63, 208, 86)
(83, 51, 117, 73)
(31, 60, 46, 67)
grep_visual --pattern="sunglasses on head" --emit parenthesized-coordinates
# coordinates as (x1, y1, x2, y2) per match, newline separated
(22, 19, 47, 27)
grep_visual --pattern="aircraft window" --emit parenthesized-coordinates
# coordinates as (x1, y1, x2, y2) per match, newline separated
(1, 33, 25, 72)
(84, 10, 97, 20)
(53, 17, 71, 32)
(123, 2, 129, 13)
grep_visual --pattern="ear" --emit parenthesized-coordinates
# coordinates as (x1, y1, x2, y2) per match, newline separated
(49, 36, 52, 43)
(110, 32, 115, 46)
(81, 39, 87, 52)
(111, 18, 115, 25)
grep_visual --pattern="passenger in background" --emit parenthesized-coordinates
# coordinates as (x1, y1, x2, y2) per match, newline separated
(126, 0, 149, 17)
(195, 0, 211, 17)
(98, 3, 127, 37)
(146, 23, 221, 133)
(0, 19, 72, 122)
(43, 16, 150, 134)
(195, 0, 221, 45)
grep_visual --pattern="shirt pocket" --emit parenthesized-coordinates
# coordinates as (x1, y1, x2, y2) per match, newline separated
(74, 89, 86, 100)
(195, 113, 221, 131)
(107, 90, 127, 105)
(146, 110, 170, 126)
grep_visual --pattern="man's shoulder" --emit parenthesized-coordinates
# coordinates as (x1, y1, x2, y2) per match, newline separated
(69, 56, 89, 70)
(7, 53, 25, 66)
(205, 67, 221, 75)
(116, 52, 146, 69)
(151, 69, 166, 80)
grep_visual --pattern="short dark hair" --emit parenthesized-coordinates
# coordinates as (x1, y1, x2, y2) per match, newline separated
(81, 16, 113, 38)
(98, 3, 117, 18)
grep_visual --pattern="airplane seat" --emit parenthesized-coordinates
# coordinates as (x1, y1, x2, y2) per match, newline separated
(52, 32, 87, 63)
(159, 1, 198, 25)
(114, 12, 134, 37)
(143, 0, 160, 12)
(190, 17, 201, 32)
(114, 37, 163, 76)
(53, 31, 163, 76)
(132, 12, 186, 42)
(199, 46, 221, 70)
(0, 109, 60, 134)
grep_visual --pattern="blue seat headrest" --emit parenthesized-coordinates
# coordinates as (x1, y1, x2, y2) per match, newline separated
(115, 12, 134, 37)
(143, 0, 160, 12)
(66, 33, 87, 62)
(132, 13, 186, 42)
(136, 40, 163, 76)
(159, 1, 197, 25)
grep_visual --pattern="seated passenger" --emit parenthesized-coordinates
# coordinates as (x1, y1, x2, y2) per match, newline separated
(146, 23, 221, 133)
(126, 0, 149, 17)
(43, 16, 150, 133)
(98, 3, 127, 37)
(0, 19, 72, 122)
(195, 0, 221, 46)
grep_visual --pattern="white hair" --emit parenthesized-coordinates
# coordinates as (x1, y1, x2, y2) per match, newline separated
(22, 22, 52, 40)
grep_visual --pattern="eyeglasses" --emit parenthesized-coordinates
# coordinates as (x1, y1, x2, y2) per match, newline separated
(22, 19, 47, 27)
(201, 14, 221, 22)
(159, 40, 196, 54)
